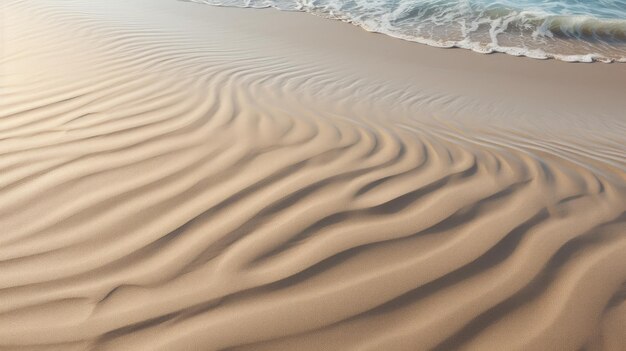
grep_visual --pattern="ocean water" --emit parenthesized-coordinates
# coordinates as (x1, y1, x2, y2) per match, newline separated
(188, 0, 626, 62)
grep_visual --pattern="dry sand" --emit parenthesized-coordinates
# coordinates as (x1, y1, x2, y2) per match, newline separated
(1, 0, 626, 350)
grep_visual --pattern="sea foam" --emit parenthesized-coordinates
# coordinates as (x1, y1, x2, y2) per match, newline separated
(188, 0, 626, 62)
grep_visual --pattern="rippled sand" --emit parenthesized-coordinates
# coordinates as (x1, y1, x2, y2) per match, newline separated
(1, 0, 625, 350)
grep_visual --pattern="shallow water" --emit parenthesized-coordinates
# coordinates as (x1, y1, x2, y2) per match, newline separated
(189, 0, 626, 62)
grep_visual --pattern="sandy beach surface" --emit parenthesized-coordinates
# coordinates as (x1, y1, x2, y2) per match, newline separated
(1, 0, 626, 350)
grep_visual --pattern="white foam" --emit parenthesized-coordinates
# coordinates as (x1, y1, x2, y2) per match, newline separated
(189, 0, 626, 62)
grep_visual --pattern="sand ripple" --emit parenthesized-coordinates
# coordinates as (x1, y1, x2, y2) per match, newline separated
(1, 1, 625, 350)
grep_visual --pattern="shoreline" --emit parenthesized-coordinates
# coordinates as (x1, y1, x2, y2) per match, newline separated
(185, 0, 626, 63)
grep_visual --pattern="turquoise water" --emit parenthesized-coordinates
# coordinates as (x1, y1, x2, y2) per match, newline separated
(189, 0, 626, 62)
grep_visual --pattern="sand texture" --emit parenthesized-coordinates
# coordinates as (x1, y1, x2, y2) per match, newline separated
(1, 0, 626, 350)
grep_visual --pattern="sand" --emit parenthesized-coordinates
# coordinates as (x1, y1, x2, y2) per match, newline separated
(1, 0, 625, 350)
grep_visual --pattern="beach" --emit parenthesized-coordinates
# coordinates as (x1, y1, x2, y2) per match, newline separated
(1, 0, 625, 350)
